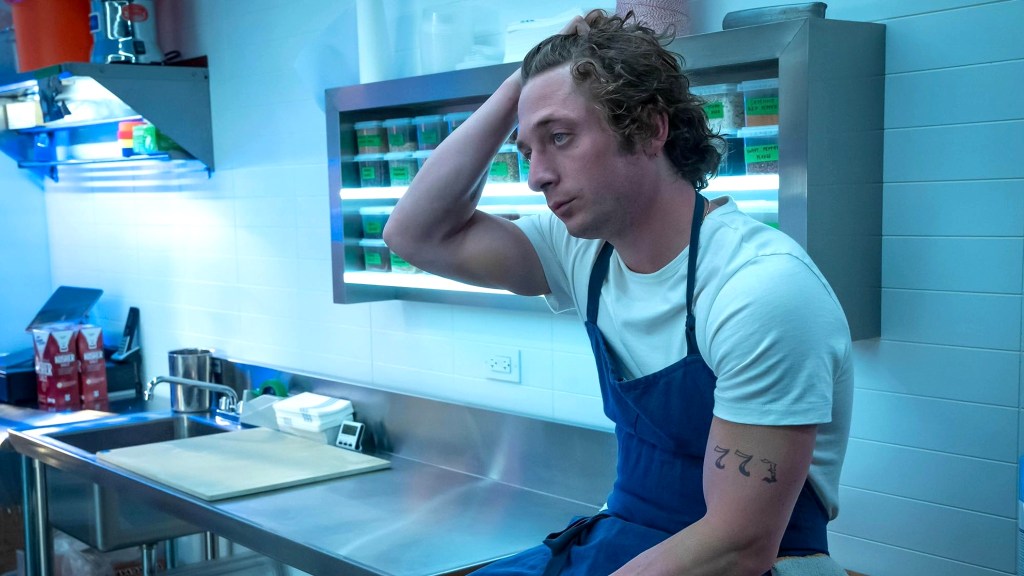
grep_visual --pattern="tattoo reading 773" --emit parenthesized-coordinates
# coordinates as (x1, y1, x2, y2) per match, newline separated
(713, 445, 778, 484)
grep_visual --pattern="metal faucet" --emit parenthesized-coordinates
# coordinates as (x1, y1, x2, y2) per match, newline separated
(144, 375, 240, 414)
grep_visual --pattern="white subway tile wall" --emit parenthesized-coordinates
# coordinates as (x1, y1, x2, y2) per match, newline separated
(0, 0, 1019, 574)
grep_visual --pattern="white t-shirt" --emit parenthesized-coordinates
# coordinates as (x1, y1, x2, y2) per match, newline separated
(514, 197, 853, 519)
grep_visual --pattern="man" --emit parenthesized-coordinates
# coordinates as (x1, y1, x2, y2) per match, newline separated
(383, 10, 852, 576)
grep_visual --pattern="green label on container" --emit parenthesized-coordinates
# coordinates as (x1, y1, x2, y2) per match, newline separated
(360, 166, 377, 181)
(365, 252, 382, 266)
(744, 144, 779, 163)
(703, 102, 724, 120)
(746, 96, 779, 116)
(364, 221, 382, 235)
(489, 161, 510, 179)
(357, 134, 383, 148)
(388, 133, 406, 147)
(421, 130, 440, 145)
(391, 253, 414, 271)
(391, 166, 410, 183)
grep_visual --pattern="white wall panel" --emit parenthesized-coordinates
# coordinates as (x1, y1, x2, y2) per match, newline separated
(829, 486, 1015, 573)
(883, 237, 1023, 294)
(883, 0, 1024, 73)
(884, 121, 1024, 183)
(842, 438, 1015, 516)
(884, 180, 1024, 237)
(882, 289, 1021, 350)
(851, 389, 1017, 461)
(853, 339, 1018, 406)
(829, 532, 1010, 576)
(885, 60, 1024, 128)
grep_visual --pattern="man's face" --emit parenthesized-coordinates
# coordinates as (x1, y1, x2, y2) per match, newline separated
(517, 65, 647, 240)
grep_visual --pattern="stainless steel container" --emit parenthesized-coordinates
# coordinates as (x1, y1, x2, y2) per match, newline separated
(168, 348, 213, 413)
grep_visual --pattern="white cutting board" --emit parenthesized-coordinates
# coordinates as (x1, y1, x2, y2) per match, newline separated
(97, 427, 390, 501)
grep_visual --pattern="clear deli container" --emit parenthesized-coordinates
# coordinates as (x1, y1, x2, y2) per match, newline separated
(488, 144, 520, 183)
(273, 392, 354, 444)
(358, 206, 392, 239)
(738, 78, 779, 127)
(717, 130, 746, 176)
(691, 83, 744, 134)
(737, 125, 779, 175)
(413, 114, 446, 150)
(443, 111, 473, 135)
(354, 153, 389, 187)
(353, 120, 387, 154)
(359, 238, 392, 272)
(384, 151, 419, 186)
(382, 117, 418, 151)
(412, 149, 432, 170)
(517, 150, 530, 183)
(390, 250, 420, 274)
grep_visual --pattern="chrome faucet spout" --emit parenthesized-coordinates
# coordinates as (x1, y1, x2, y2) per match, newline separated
(144, 375, 239, 413)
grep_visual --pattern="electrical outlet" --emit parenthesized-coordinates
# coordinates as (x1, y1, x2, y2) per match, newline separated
(482, 346, 521, 383)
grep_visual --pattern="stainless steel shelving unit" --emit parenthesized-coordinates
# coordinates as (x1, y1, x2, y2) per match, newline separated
(325, 17, 884, 340)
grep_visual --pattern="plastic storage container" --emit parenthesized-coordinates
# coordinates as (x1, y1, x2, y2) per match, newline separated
(273, 392, 354, 444)
(691, 83, 744, 134)
(384, 151, 419, 186)
(737, 125, 779, 175)
(390, 250, 420, 274)
(739, 78, 780, 126)
(517, 151, 530, 183)
(717, 132, 746, 176)
(354, 120, 388, 154)
(358, 206, 392, 239)
(443, 111, 473, 135)
(359, 239, 392, 272)
(382, 117, 418, 151)
(413, 150, 432, 170)
(488, 144, 520, 183)
(354, 153, 389, 187)
(413, 114, 446, 150)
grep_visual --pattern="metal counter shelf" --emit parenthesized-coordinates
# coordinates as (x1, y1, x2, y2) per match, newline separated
(7, 411, 599, 576)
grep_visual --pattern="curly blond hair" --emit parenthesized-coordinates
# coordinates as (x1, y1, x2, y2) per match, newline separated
(521, 9, 723, 191)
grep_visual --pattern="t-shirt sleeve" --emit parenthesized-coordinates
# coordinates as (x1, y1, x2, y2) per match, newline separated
(704, 254, 850, 426)
(514, 212, 577, 313)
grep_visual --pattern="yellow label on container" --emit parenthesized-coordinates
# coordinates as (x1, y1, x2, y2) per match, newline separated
(744, 144, 779, 163)
(360, 166, 377, 181)
(420, 130, 440, 145)
(746, 96, 779, 116)
(703, 102, 724, 120)
(389, 133, 406, 147)
(365, 252, 382, 266)
(364, 221, 382, 234)
(391, 253, 415, 272)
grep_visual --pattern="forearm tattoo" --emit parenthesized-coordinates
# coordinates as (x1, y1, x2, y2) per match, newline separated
(713, 445, 778, 484)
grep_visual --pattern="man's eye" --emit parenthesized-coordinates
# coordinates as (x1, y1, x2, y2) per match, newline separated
(552, 133, 568, 145)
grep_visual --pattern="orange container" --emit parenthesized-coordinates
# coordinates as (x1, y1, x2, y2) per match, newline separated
(6, 0, 91, 72)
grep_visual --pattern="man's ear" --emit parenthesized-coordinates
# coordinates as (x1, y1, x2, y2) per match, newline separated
(643, 109, 670, 156)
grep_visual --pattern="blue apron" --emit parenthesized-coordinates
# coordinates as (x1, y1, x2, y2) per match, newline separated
(474, 194, 830, 575)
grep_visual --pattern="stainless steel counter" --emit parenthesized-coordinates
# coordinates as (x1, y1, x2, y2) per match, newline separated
(6, 368, 618, 576)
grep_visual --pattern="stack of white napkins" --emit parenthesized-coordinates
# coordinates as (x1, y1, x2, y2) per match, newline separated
(504, 7, 585, 63)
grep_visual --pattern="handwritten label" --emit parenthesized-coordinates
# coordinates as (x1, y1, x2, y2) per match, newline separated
(744, 144, 779, 164)
(703, 102, 724, 120)
(746, 96, 778, 117)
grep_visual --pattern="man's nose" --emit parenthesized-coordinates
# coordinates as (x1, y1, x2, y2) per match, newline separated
(526, 155, 553, 193)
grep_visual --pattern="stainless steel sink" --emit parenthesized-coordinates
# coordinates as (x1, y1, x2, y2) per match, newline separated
(37, 413, 236, 551)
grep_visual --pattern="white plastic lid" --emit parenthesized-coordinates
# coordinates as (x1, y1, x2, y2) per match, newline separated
(358, 206, 393, 216)
(382, 117, 413, 127)
(358, 238, 389, 248)
(443, 111, 473, 123)
(497, 144, 518, 154)
(273, 392, 353, 428)
(690, 83, 739, 95)
(738, 78, 780, 92)
(353, 120, 384, 129)
(384, 151, 416, 161)
(737, 125, 779, 138)
(413, 114, 444, 124)
(412, 150, 432, 160)
(353, 153, 386, 162)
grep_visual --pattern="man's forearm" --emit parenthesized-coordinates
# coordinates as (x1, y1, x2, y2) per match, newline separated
(385, 71, 522, 250)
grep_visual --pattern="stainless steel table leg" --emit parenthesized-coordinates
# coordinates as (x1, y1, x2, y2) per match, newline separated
(21, 456, 52, 576)
(165, 538, 177, 569)
(203, 531, 218, 561)
(141, 542, 157, 575)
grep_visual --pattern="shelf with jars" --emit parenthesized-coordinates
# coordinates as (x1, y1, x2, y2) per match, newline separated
(325, 17, 884, 339)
